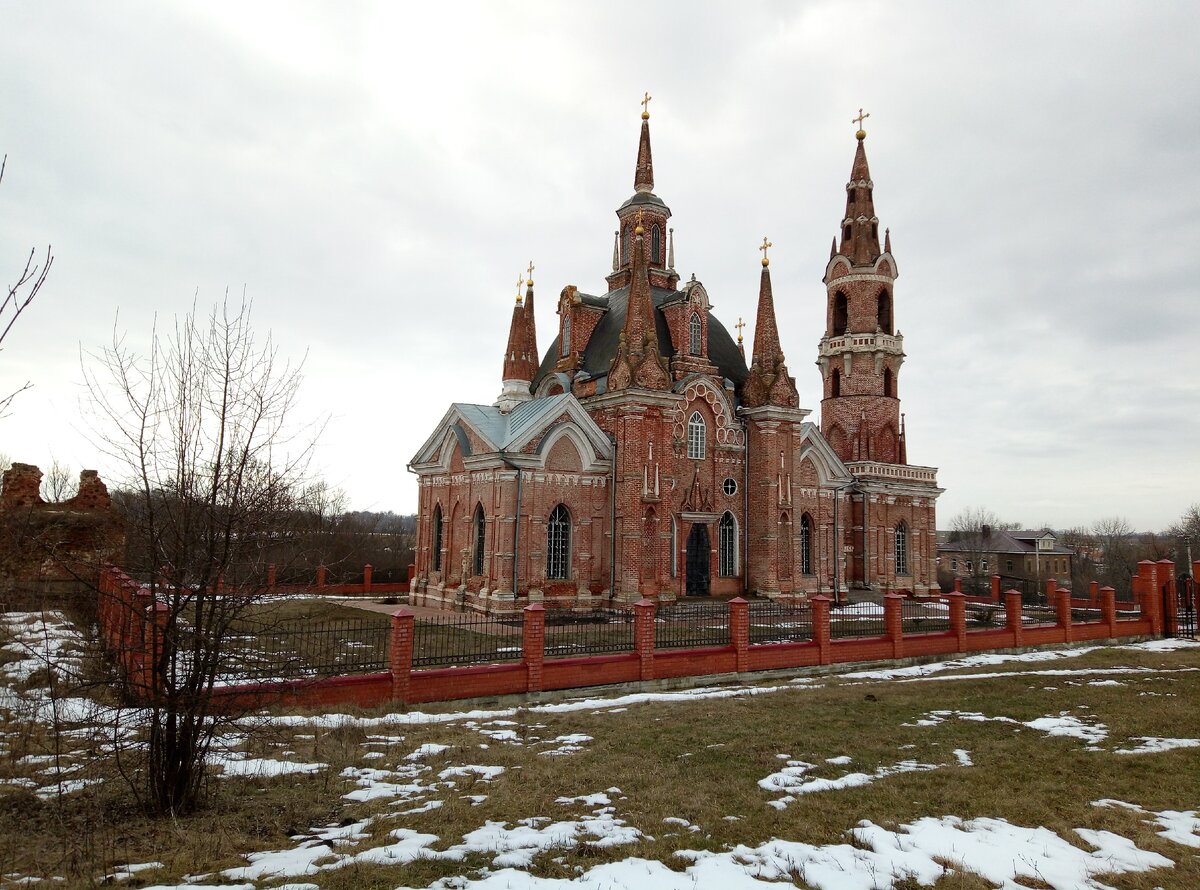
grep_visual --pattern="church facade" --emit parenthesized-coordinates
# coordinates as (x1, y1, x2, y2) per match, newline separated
(408, 106, 941, 611)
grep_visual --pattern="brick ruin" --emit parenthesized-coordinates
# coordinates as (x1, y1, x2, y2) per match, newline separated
(0, 463, 126, 594)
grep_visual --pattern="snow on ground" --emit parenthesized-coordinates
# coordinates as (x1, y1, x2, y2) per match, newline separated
(213, 756, 327, 777)
(1112, 737, 1200, 755)
(760, 757, 944, 809)
(1094, 799, 1200, 848)
(910, 709, 1110, 747)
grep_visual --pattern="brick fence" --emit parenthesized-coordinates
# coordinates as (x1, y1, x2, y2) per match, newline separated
(96, 559, 1194, 712)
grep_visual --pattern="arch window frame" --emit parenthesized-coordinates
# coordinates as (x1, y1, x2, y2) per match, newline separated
(472, 503, 485, 576)
(799, 513, 814, 576)
(687, 411, 706, 460)
(833, 291, 848, 335)
(651, 224, 662, 264)
(546, 504, 571, 580)
(718, 512, 738, 578)
(688, 311, 702, 355)
(894, 520, 910, 576)
(431, 504, 444, 571)
(561, 314, 571, 357)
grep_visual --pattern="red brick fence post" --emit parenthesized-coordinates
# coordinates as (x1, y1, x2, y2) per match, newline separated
(363, 563, 374, 594)
(1005, 589, 1024, 647)
(884, 593, 905, 658)
(990, 574, 1002, 603)
(1057, 586, 1073, 642)
(811, 595, 831, 665)
(390, 609, 414, 703)
(945, 591, 966, 651)
(1159, 560, 1177, 636)
(634, 599, 656, 680)
(1100, 586, 1117, 637)
(523, 603, 545, 692)
(729, 597, 749, 672)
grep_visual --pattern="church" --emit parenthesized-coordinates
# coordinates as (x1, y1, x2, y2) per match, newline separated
(408, 101, 942, 611)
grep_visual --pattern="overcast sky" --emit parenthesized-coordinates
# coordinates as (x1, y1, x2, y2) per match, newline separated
(2, 1, 1197, 531)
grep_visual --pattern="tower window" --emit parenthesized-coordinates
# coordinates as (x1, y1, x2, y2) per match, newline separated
(843, 224, 852, 242)
(800, 513, 813, 575)
(561, 315, 571, 357)
(833, 292, 848, 335)
(883, 367, 894, 398)
(547, 504, 571, 580)
(718, 512, 737, 577)
(831, 367, 841, 398)
(688, 312, 702, 355)
(652, 225, 662, 264)
(432, 504, 443, 571)
(871, 222, 878, 241)
(472, 503, 485, 576)
(895, 521, 909, 576)
(687, 411, 706, 460)
(623, 225, 630, 266)
(877, 290, 892, 334)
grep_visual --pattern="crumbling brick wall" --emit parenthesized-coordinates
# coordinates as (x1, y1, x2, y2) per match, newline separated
(0, 463, 126, 594)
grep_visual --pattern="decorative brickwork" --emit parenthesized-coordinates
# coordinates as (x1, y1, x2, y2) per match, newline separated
(409, 109, 942, 611)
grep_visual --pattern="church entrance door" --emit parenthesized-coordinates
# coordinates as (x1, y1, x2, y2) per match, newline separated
(685, 523, 711, 596)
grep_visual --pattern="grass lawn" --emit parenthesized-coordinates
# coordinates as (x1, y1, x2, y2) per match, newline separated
(3, 609, 1199, 888)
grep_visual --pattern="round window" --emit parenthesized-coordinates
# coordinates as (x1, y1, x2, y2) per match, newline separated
(722, 477, 737, 496)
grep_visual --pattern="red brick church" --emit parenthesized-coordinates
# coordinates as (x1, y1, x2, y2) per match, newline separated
(409, 104, 941, 610)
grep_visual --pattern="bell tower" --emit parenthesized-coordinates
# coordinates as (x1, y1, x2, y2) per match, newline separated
(818, 113, 906, 466)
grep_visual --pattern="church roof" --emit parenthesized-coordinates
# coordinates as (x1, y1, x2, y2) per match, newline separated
(451, 393, 576, 453)
(530, 285, 749, 394)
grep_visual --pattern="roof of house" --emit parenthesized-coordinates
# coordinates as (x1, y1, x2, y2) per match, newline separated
(937, 527, 1073, 556)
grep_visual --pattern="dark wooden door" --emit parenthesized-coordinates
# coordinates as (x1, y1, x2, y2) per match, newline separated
(686, 523, 711, 596)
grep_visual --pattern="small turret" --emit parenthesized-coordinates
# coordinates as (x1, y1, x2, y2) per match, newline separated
(607, 214, 669, 391)
(496, 268, 540, 413)
(741, 238, 799, 409)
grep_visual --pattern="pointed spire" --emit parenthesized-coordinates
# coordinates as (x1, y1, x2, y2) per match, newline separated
(607, 212, 668, 391)
(884, 227, 892, 254)
(634, 92, 654, 194)
(667, 227, 675, 270)
(830, 236, 838, 260)
(612, 231, 620, 271)
(898, 412, 908, 464)
(742, 239, 798, 409)
(497, 268, 539, 413)
(836, 112, 882, 266)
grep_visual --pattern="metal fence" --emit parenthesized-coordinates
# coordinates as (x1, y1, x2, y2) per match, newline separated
(543, 608, 636, 658)
(412, 612, 524, 668)
(215, 617, 391, 681)
(654, 601, 732, 650)
(1020, 602, 1059, 627)
(828, 603, 886, 639)
(901, 598, 951, 634)
(964, 603, 1004, 631)
(747, 601, 814, 645)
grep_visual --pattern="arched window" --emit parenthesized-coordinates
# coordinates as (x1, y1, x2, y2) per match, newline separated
(800, 513, 813, 575)
(472, 503, 485, 576)
(688, 312, 702, 355)
(830, 367, 841, 398)
(843, 223, 851, 243)
(718, 512, 737, 577)
(779, 512, 792, 579)
(431, 505, 444, 571)
(687, 411, 706, 460)
(561, 315, 571, 357)
(895, 521, 909, 576)
(833, 292, 848, 334)
(883, 367, 894, 398)
(877, 290, 892, 334)
(547, 505, 571, 580)
(652, 225, 662, 264)
(622, 225, 630, 266)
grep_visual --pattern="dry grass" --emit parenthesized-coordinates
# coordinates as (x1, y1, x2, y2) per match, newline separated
(1, 631, 1199, 888)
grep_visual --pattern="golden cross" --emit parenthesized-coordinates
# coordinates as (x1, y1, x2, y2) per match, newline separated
(526, 260, 535, 284)
(516, 273, 524, 300)
(735, 317, 746, 342)
(641, 91, 652, 115)
(759, 236, 772, 260)
(853, 107, 870, 130)
(635, 208, 645, 231)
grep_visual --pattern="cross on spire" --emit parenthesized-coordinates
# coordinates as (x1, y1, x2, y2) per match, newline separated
(759, 236, 772, 266)
(526, 260, 535, 285)
(853, 107, 870, 137)
(515, 272, 524, 303)
(641, 91, 652, 118)
(735, 316, 746, 343)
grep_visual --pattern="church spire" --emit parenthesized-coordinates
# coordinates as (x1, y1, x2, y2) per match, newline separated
(741, 238, 798, 409)
(607, 213, 668, 391)
(837, 110, 882, 266)
(634, 92, 654, 194)
(496, 267, 539, 413)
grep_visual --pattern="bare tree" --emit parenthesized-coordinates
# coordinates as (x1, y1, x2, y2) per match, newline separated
(1169, 503, 1200, 571)
(1092, 516, 1136, 595)
(947, 507, 1010, 595)
(1059, 525, 1097, 593)
(83, 295, 324, 815)
(41, 459, 73, 502)
(1, 155, 53, 416)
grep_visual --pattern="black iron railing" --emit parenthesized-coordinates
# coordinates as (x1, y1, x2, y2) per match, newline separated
(901, 598, 951, 634)
(747, 602, 814, 644)
(542, 608, 636, 658)
(412, 613, 524, 668)
(654, 601, 731, 650)
(215, 617, 391, 681)
(828, 603, 886, 639)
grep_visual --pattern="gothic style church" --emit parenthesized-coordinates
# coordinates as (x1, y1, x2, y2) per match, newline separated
(409, 104, 941, 610)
